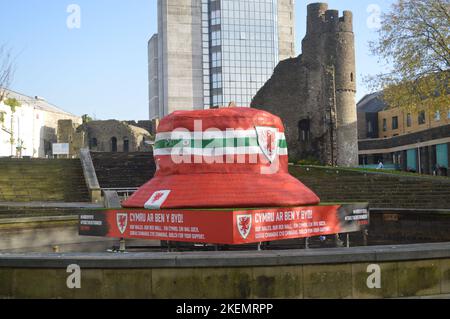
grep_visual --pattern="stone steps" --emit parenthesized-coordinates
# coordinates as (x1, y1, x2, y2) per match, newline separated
(86, 153, 450, 210)
(91, 152, 156, 188)
(290, 166, 450, 209)
(0, 159, 90, 203)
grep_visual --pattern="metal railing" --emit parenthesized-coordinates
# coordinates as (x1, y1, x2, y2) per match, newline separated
(101, 187, 138, 200)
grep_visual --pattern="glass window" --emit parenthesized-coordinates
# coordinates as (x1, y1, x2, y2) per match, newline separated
(407, 113, 412, 127)
(367, 121, 373, 133)
(392, 116, 398, 130)
(209, 0, 278, 108)
(418, 111, 426, 125)
(434, 110, 441, 121)
(382, 119, 387, 131)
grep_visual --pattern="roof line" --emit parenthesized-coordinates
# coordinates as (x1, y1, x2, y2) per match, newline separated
(0, 87, 79, 118)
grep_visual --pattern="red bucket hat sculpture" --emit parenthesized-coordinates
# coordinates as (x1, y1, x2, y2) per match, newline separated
(122, 107, 320, 209)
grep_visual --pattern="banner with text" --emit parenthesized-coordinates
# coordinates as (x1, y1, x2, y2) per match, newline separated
(79, 204, 369, 245)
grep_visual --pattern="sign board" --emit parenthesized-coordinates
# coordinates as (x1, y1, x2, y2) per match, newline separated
(79, 203, 369, 245)
(52, 143, 69, 155)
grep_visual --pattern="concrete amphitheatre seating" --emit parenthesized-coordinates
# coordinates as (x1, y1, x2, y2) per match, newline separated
(91, 152, 449, 210)
(90, 152, 156, 189)
(289, 166, 450, 210)
(1, 155, 448, 211)
(91, 153, 450, 210)
(0, 158, 90, 203)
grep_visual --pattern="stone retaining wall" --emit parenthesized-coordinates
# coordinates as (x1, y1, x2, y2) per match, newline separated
(1, 243, 449, 299)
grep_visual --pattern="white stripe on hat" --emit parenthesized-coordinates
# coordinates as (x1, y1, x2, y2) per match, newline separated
(154, 147, 288, 156)
(156, 130, 286, 141)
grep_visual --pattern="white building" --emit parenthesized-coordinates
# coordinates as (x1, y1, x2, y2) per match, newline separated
(0, 88, 82, 158)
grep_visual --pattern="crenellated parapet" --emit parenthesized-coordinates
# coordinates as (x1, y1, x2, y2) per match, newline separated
(306, 3, 353, 34)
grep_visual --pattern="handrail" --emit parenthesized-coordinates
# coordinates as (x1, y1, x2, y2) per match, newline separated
(79, 148, 102, 204)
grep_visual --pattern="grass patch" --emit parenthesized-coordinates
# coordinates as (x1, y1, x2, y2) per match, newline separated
(294, 165, 450, 180)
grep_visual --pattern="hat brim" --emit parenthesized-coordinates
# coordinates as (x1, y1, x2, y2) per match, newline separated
(122, 173, 320, 209)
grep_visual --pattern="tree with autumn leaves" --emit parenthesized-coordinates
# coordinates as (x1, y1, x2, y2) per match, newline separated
(368, 0, 449, 112)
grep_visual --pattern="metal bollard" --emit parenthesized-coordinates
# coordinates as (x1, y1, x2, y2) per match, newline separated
(335, 234, 344, 247)
(363, 229, 369, 246)
(119, 238, 126, 252)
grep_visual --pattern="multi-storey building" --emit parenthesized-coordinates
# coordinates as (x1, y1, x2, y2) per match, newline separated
(358, 92, 450, 176)
(148, 0, 295, 120)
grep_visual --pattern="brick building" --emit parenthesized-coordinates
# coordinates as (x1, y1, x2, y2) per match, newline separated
(357, 92, 450, 176)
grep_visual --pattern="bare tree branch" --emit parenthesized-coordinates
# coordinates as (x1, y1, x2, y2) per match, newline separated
(0, 44, 15, 102)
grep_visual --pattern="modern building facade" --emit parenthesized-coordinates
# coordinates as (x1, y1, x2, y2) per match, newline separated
(148, 34, 160, 120)
(357, 92, 450, 176)
(149, 0, 295, 120)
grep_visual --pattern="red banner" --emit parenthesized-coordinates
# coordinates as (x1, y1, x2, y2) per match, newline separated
(79, 204, 369, 245)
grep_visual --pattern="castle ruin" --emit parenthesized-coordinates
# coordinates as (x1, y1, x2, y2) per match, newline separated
(251, 3, 358, 167)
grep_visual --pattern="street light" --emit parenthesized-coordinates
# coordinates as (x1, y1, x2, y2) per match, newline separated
(417, 141, 421, 174)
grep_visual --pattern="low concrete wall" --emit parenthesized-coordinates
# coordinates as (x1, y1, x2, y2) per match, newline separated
(0, 221, 115, 253)
(368, 209, 450, 244)
(1, 242, 450, 299)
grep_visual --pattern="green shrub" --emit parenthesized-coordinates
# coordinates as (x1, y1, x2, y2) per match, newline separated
(297, 156, 321, 166)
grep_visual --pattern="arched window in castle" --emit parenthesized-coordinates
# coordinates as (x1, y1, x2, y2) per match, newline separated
(298, 119, 310, 142)
(350, 73, 354, 82)
(123, 137, 129, 153)
(89, 138, 98, 149)
(111, 137, 117, 152)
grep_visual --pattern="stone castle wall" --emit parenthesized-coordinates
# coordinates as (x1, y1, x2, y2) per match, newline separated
(57, 120, 153, 156)
(251, 3, 358, 166)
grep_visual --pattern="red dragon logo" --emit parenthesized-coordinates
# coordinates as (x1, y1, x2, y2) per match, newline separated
(237, 214, 252, 239)
(266, 130, 275, 156)
(116, 213, 128, 234)
(151, 192, 164, 203)
(144, 190, 171, 209)
(255, 126, 279, 163)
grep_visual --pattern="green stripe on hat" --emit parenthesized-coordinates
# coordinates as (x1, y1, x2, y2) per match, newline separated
(154, 137, 287, 150)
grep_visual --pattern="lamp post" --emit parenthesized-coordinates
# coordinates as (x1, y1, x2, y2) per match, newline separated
(417, 141, 421, 174)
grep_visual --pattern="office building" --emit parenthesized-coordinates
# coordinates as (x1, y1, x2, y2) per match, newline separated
(149, 0, 295, 120)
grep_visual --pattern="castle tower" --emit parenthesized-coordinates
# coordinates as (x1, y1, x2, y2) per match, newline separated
(251, 3, 358, 167)
(333, 10, 358, 166)
(302, 3, 358, 166)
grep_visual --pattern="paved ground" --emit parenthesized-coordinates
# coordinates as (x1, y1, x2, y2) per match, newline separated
(396, 294, 450, 299)
(0, 202, 103, 208)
